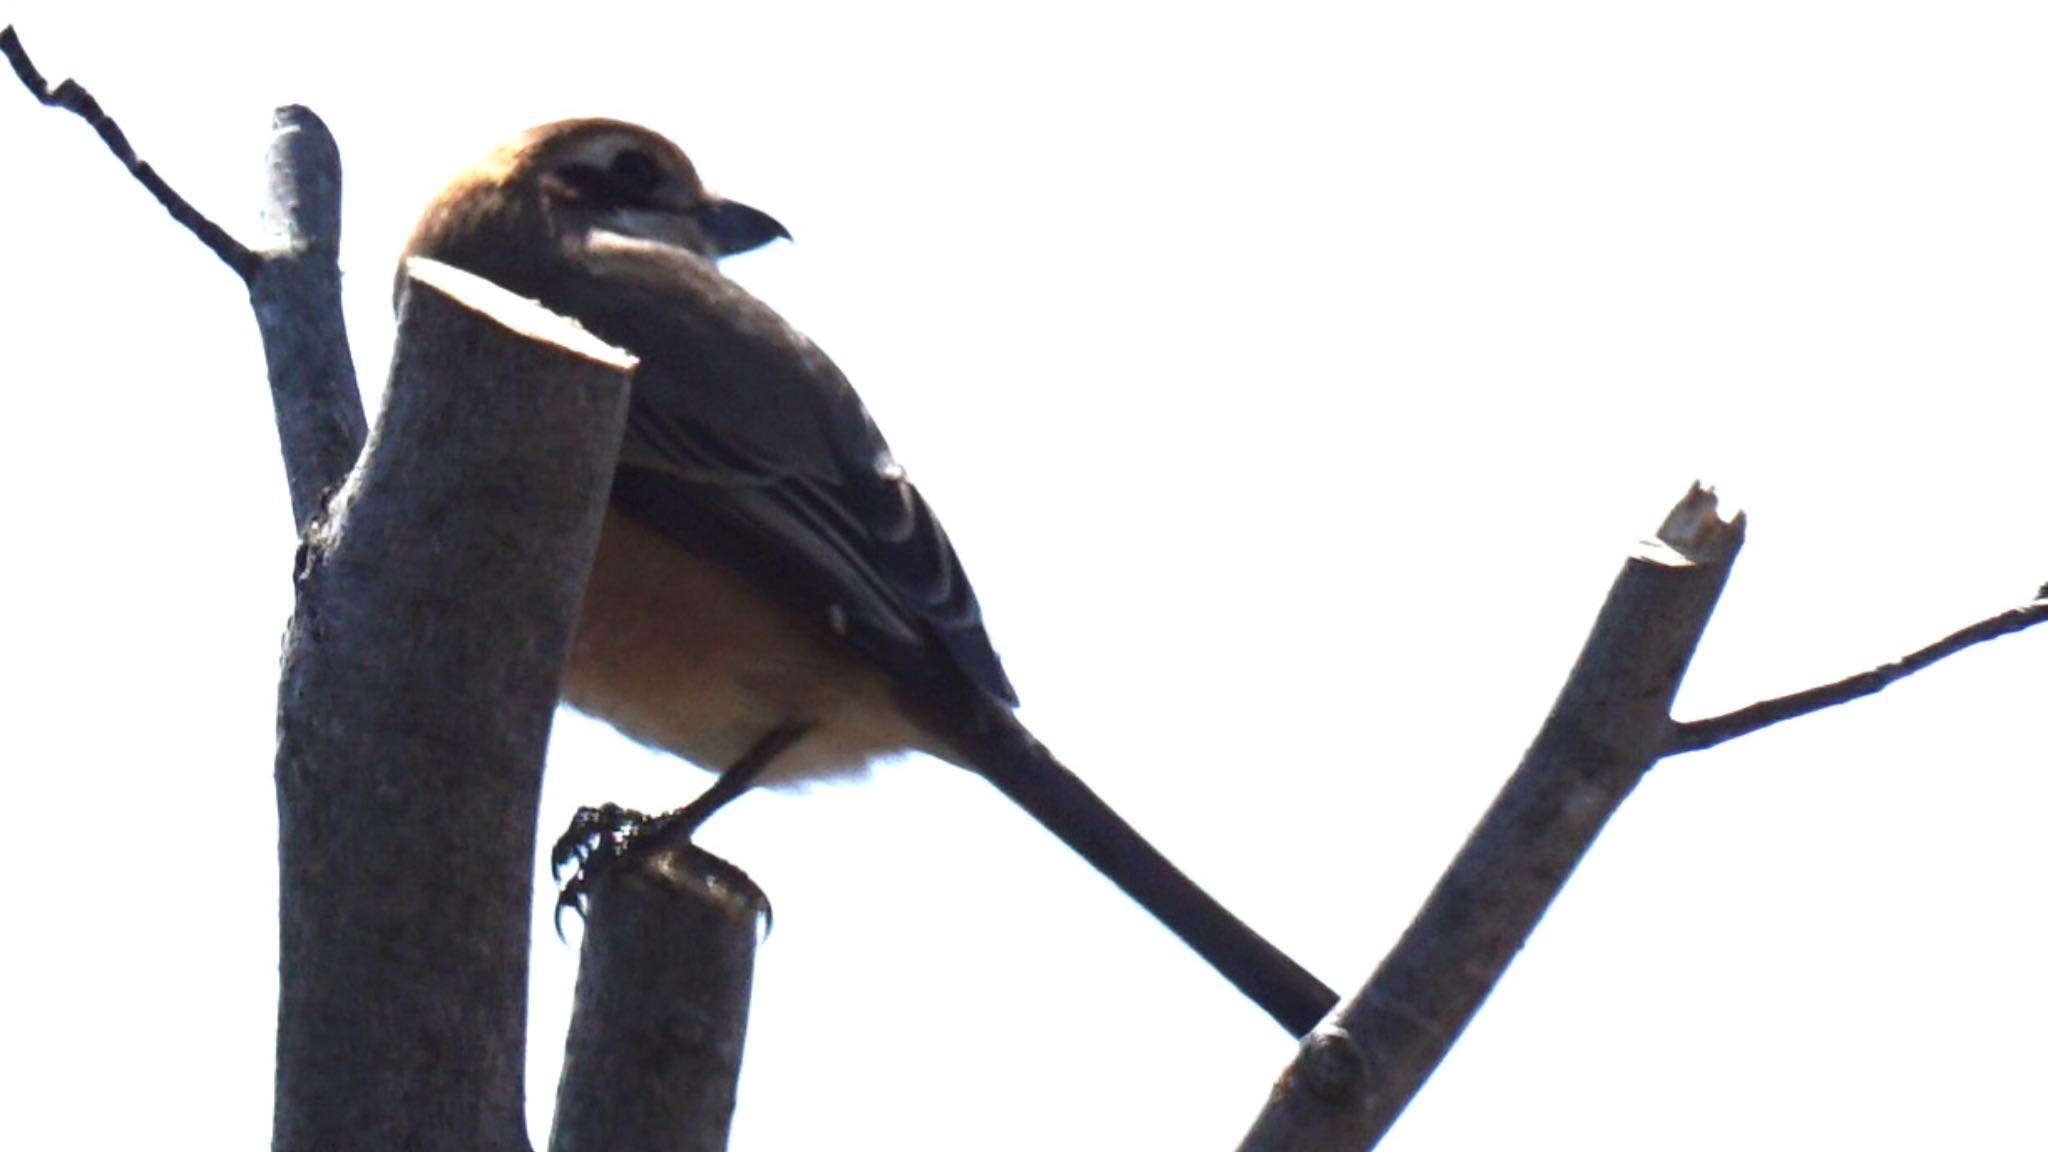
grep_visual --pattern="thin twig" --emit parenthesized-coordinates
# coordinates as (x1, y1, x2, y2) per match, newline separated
(3, 26, 255, 278)
(1666, 595, 2048, 755)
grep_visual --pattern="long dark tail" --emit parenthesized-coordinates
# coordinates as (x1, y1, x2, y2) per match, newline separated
(938, 709, 1337, 1036)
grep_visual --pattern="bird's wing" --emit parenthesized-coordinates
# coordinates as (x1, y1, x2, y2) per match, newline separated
(554, 230, 1018, 707)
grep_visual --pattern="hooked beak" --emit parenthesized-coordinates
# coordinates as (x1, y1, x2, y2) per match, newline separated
(689, 197, 792, 258)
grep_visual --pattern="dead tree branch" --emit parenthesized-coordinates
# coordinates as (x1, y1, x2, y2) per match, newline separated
(1667, 595, 2048, 754)
(273, 258, 633, 1152)
(1239, 484, 1745, 1152)
(11, 31, 770, 1149)
(550, 847, 769, 1152)
(5, 26, 364, 528)
(2, 26, 253, 276)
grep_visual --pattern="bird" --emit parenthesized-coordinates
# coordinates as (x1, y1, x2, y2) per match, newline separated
(401, 119, 1337, 1036)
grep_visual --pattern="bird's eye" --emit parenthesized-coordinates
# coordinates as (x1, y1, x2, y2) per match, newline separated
(608, 149, 661, 193)
(549, 149, 666, 212)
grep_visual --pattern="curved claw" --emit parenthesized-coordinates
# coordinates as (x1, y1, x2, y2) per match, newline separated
(552, 883, 585, 942)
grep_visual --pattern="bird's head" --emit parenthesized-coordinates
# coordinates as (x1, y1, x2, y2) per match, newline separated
(400, 119, 790, 304)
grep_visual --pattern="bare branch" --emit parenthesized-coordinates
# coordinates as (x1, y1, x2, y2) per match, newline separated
(273, 259, 633, 1152)
(2, 25, 255, 278)
(249, 105, 367, 529)
(1238, 483, 1745, 1152)
(4, 28, 362, 526)
(550, 848, 767, 1152)
(1666, 595, 2048, 755)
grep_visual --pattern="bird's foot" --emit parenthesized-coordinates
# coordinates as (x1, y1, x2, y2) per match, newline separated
(552, 801, 649, 882)
(552, 802, 683, 925)
(552, 800, 742, 933)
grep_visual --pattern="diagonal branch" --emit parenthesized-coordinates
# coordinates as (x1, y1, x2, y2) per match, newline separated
(3, 25, 255, 279)
(1238, 483, 1746, 1152)
(5, 26, 365, 529)
(1666, 594, 2048, 755)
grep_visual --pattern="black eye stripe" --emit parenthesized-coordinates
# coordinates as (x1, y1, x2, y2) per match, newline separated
(609, 149, 661, 191)
(552, 157, 662, 211)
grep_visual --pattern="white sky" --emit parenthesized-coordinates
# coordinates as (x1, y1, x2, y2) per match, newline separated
(3, 4, 2044, 1149)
